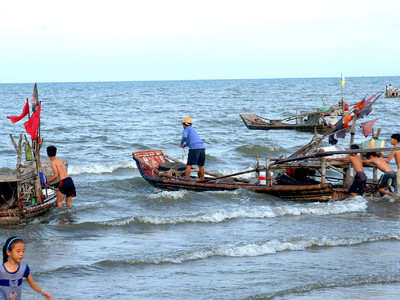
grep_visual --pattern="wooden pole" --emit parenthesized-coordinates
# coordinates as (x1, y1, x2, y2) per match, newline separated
(10, 134, 22, 198)
(201, 168, 261, 182)
(376, 128, 381, 139)
(266, 157, 271, 186)
(373, 166, 377, 184)
(349, 117, 357, 147)
(320, 158, 326, 184)
(273, 146, 400, 165)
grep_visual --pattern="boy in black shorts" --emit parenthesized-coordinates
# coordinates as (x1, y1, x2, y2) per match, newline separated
(47, 145, 76, 207)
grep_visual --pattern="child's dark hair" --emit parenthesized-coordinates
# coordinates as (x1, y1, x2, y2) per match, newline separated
(47, 145, 57, 157)
(350, 144, 360, 150)
(391, 133, 400, 142)
(366, 152, 378, 159)
(3, 237, 24, 263)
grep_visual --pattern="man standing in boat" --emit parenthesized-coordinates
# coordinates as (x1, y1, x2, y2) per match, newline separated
(385, 133, 400, 190)
(180, 117, 206, 180)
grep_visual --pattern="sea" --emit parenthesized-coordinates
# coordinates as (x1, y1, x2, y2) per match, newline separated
(1, 76, 400, 299)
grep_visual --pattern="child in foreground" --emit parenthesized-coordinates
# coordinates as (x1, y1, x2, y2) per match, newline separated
(0, 237, 52, 299)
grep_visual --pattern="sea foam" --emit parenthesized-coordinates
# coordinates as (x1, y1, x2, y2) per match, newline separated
(68, 160, 137, 175)
(134, 197, 367, 225)
(103, 233, 400, 265)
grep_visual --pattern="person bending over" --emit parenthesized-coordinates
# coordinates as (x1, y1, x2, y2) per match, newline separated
(365, 152, 397, 195)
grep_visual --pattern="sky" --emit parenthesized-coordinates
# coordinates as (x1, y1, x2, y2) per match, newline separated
(1, 0, 400, 83)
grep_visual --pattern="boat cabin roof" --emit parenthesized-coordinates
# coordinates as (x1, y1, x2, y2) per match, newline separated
(0, 173, 18, 183)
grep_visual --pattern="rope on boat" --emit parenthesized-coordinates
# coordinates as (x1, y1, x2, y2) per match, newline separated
(135, 155, 184, 179)
(181, 148, 187, 163)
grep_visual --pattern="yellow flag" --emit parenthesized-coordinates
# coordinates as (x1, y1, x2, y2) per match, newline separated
(341, 74, 345, 86)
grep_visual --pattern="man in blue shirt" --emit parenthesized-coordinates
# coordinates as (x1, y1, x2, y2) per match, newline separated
(180, 117, 206, 180)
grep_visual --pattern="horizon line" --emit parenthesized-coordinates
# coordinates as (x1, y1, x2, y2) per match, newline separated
(1, 75, 399, 85)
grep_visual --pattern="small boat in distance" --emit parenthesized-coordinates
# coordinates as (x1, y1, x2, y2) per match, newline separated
(385, 84, 400, 98)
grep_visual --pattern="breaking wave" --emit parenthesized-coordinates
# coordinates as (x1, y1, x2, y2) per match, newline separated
(38, 233, 400, 274)
(69, 160, 137, 175)
(101, 197, 367, 226)
(141, 233, 400, 264)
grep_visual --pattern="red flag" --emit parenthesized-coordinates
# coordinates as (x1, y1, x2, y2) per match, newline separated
(31, 83, 39, 113)
(7, 98, 30, 123)
(366, 94, 377, 103)
(24, 102, 41, 140)
(360, 119, 378, 137)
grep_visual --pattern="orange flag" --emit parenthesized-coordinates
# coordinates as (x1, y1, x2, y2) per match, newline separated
(343, 113, 353, 128)
(353, 99, 365, 111)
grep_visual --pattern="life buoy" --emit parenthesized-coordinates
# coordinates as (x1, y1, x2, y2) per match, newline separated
(344, 102, 349, 111)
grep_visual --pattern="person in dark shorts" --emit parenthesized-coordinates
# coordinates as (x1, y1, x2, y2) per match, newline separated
(47, 146, 76, 207)
(328, 144, 367, 196)
(365, 152, 397, 195)
(385, 133, 400, 190)
(180, 117, 206, 180)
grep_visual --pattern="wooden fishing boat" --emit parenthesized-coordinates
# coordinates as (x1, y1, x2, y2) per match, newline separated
(1, 84, 58, 225)
(0, 135, 58, 225)
(240, 101, 344, 132)
(133, 92, 396, 202)
(132, 150, 350, 202)
(240, 112, 332, 132)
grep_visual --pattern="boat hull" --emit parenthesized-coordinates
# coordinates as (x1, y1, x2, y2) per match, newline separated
(0, 192, 56, 225)
(239, 114, 332, 133)
(133, 150, 349, 202)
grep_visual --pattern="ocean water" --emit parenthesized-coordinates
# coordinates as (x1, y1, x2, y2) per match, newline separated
(1, 77, 400, 299)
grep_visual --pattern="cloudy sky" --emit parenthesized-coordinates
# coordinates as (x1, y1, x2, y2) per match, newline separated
(1, 0, 399, 83)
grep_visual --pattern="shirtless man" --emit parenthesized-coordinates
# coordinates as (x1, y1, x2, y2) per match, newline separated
(329, 144, 366, 196)
(365, 152, 397, 195)
(47, 145, 76, 207)
(385, 133, 400, 189)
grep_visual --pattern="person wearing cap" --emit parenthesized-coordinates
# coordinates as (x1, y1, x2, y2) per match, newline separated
(180, 117, 206, 180)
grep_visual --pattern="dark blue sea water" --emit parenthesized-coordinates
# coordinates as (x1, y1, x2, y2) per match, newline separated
(1, 77, 400, 299)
